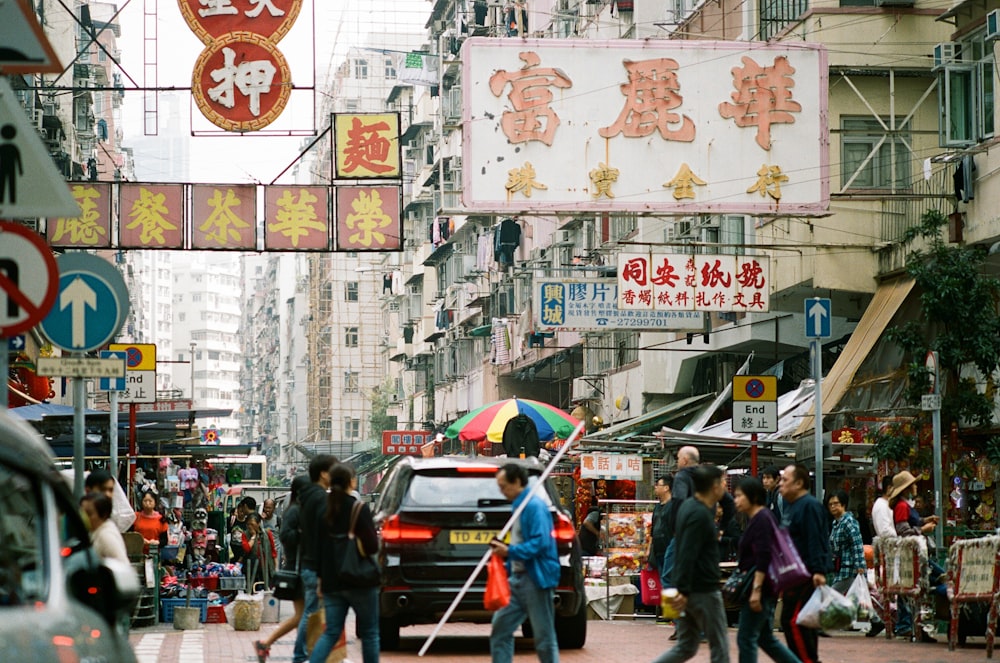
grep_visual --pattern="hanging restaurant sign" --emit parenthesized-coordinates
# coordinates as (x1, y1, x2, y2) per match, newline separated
(180, 0, 302, 132)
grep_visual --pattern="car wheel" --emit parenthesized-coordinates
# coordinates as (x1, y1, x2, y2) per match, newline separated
(380, 616, 401, 651)
(554, 598, 587, 649)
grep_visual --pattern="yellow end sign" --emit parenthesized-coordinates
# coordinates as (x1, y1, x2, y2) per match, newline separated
(109, 343, 157, 371)
(733, 375, 777, 402)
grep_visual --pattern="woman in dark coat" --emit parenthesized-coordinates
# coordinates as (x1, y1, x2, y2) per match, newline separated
(310, 463, 380, 663)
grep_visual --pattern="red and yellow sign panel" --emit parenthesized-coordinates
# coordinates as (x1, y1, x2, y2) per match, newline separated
(191, 184, 257, 249)
(333, 113, 401, 179)
(192, 34, 291, 133)
(119, 184, 184, 248)
(47, 183, 112, 247)
(178, 0, 302, 45)
(264, 185, 329, 250)
(335, 186, 401, 252)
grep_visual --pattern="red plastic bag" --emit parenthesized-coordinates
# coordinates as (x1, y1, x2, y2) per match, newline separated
(640, 566, 662, 605)
(484, 554, 511, 610)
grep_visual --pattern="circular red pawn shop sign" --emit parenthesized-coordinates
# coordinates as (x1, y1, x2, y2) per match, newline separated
(0, 221, 58, 337)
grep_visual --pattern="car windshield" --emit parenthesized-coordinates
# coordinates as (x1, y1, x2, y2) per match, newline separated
(403, 473, 548, 508)
(0, 463, 45, 605)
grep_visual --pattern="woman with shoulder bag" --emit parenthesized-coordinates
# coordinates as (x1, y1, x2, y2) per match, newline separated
(734, 476, 802, 663)
(310, 463, 381, 663)
(254, 475, 310, 663)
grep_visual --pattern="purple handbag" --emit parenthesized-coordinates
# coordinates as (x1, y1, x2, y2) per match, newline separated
(768, 523, 812, 593)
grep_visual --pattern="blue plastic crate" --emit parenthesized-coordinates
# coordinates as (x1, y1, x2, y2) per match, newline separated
(160, 597, 208, 623)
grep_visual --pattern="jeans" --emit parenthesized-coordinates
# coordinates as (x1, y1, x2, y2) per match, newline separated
(490, 573, 558, 663)
(652, 590, 730, 663)
(781, 583, 818, 663)
(309, 586, 380, 663)
(293, 568, 320, 663)
(660, 539, 676, 589)
(737, 595, 800, 663)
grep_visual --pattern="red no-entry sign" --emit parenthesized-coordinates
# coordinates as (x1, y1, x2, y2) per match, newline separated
(0, 221, 58, 337)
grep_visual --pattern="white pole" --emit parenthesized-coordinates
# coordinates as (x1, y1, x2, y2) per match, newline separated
(417, 421, 586, 657)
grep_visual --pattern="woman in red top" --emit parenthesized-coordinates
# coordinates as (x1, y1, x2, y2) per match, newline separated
(241, 512, 277, 589)
(131, 490, 167, 552)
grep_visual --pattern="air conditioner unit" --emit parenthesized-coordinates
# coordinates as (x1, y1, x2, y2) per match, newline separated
(988, 9, 1000, 41)
(933, 42, 960, 70)
(432, 19, 449, 33)
(33, 109, 43, 130)
(554, 229, 574, 246)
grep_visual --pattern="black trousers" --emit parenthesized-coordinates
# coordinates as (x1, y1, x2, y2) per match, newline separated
(781, 582, 819, 663)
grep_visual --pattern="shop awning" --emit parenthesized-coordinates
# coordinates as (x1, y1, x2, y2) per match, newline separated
(577, 393, 715, 451)
(795, 277, 914, 436)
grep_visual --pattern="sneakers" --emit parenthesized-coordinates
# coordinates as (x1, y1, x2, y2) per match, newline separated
(254, 640, 270, 663)
(865, 622, 885, 638)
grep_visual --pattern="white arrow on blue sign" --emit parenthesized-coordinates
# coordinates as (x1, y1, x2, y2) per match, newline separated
(98, 350, 126, 391)
(805, 297, 832, 339)
(39, 254, 130, 353)
(8, 335, 25, 351)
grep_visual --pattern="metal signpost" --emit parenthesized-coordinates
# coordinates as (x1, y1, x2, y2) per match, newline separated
(922, 350, 944, 552)
(109, 343, 157, 488)
(805, 297, 831, 498)
(99, 350, 127, 478)
(0, 222, 59, 413)
(39, 253, 129, 498)
(732, 375, 778, 475)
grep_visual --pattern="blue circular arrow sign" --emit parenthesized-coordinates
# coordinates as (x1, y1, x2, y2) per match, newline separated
(39, 253, 130, 352)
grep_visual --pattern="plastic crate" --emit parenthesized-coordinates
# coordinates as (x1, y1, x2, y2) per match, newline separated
(189, 575, 219, 590)
(160, 597, 208, 623)
(219, 576, 246, 591)
(205, 604, 227, 624)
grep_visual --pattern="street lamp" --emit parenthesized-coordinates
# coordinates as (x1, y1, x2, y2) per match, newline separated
(189, 341, 197, 403)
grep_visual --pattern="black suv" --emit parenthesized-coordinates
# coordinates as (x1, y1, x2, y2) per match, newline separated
(373, 456, 587, 650)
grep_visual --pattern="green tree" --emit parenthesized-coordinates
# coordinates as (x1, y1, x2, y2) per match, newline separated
(887, 209, 1000, 431)
(369, 379, 398, 444)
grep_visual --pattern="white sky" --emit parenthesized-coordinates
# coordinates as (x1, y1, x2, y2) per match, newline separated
(114, 0, 430, 184)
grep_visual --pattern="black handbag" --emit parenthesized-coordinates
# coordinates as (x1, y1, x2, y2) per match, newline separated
(336, 500, 381, 588)
(722, 566, 756, 605)
(272, 545, 301, 601)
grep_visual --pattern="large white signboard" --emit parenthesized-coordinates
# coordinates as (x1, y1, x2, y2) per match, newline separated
(535, 278, 704, 331)
(618, 254, 769, 312)
(462, 39, 828, 215)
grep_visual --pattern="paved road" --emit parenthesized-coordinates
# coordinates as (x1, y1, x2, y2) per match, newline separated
(130, 610, 993, 662)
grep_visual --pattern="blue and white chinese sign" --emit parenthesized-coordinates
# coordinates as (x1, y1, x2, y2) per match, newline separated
(534, 279, 704, 331)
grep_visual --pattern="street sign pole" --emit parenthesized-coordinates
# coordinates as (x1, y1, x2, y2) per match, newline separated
(0, 348, 7, 413)
(751, 432, 758, 476)
(926, 350, 943, 552)
(73, 356, 85, 500)
(812, 338, 823, 499)
(110, 390, 119, 483)
(129, 403, 137, 494)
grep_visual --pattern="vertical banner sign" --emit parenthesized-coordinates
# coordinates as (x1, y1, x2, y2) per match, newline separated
(178, 0, 303, 132)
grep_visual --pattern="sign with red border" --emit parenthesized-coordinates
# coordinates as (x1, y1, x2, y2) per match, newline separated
(178, 0, 302, 45)
(0, 221, 58, 336)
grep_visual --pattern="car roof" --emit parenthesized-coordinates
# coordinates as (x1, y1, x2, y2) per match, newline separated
(398, 455, 546, 473)
(0, 411, 66, 486)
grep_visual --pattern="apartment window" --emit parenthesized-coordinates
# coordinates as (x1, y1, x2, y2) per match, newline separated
(320, 420, 332, 438)
(939, 31, 995, 147)
(841, 117, 911, 189)
(345, 326, 359, 347)
(385, 57, 396, 79)
(354, 58, 368, 79)
(758, 0, 808, 41)
(344, 418, 361, 439)
(178, 312, 185, 322)
(344, 371, 359, 393)
(345, 281, 359, 302)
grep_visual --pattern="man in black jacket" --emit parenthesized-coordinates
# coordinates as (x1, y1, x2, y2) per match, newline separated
(661, 446, 700, 588)
(291, 454, 337, 663)
(778, 463, 831, 663)
(653, 464, 730, 663)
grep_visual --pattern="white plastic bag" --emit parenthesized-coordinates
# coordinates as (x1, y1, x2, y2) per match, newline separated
(795, 585, 856, 631)
(846, 574, 873, 622)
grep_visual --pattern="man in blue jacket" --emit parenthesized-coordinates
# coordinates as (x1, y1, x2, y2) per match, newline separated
(489, 462, 560, 663)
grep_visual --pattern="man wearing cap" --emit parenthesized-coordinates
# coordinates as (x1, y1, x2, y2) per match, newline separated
(888, 470, 941, 642)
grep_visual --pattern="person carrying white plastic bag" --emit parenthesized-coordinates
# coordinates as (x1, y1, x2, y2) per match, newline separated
(796, 585, 856, 631)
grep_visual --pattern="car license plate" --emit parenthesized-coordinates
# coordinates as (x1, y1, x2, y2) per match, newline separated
(449, 530, 496, 545)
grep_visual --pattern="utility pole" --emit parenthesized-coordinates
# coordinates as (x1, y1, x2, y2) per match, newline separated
(189, 341, 197, 403)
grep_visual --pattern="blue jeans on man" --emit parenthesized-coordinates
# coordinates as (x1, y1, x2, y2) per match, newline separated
(660, 539, 676, 588)
(309, 586, 380, 663)
(293, 567, 320, 663)
(490, 572, 558, 663)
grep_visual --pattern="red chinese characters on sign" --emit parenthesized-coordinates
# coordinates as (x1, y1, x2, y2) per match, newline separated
(718, 56, 801, 151)
(488, 51, 572, 146)
(47, 183, 112, 247)
(178, 0, 302, 45)
(335, 186, 401, 252)
(192, 35, 291, 132)
(599, 58, 695, 142)
(191, 185, 256, 249)
(264, 186, 329, 250)
(382, 430, 430, 456)
(619, 253, 770, 313)
(333, 113, 401, 179)
(119, 184, 184, 248)
(617, 253, 652, 309)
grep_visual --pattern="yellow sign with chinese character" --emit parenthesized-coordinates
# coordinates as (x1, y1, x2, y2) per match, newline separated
(334, 112, 401, 179)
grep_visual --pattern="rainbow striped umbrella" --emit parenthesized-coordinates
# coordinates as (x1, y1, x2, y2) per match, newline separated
(445, 398, 580, 444)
